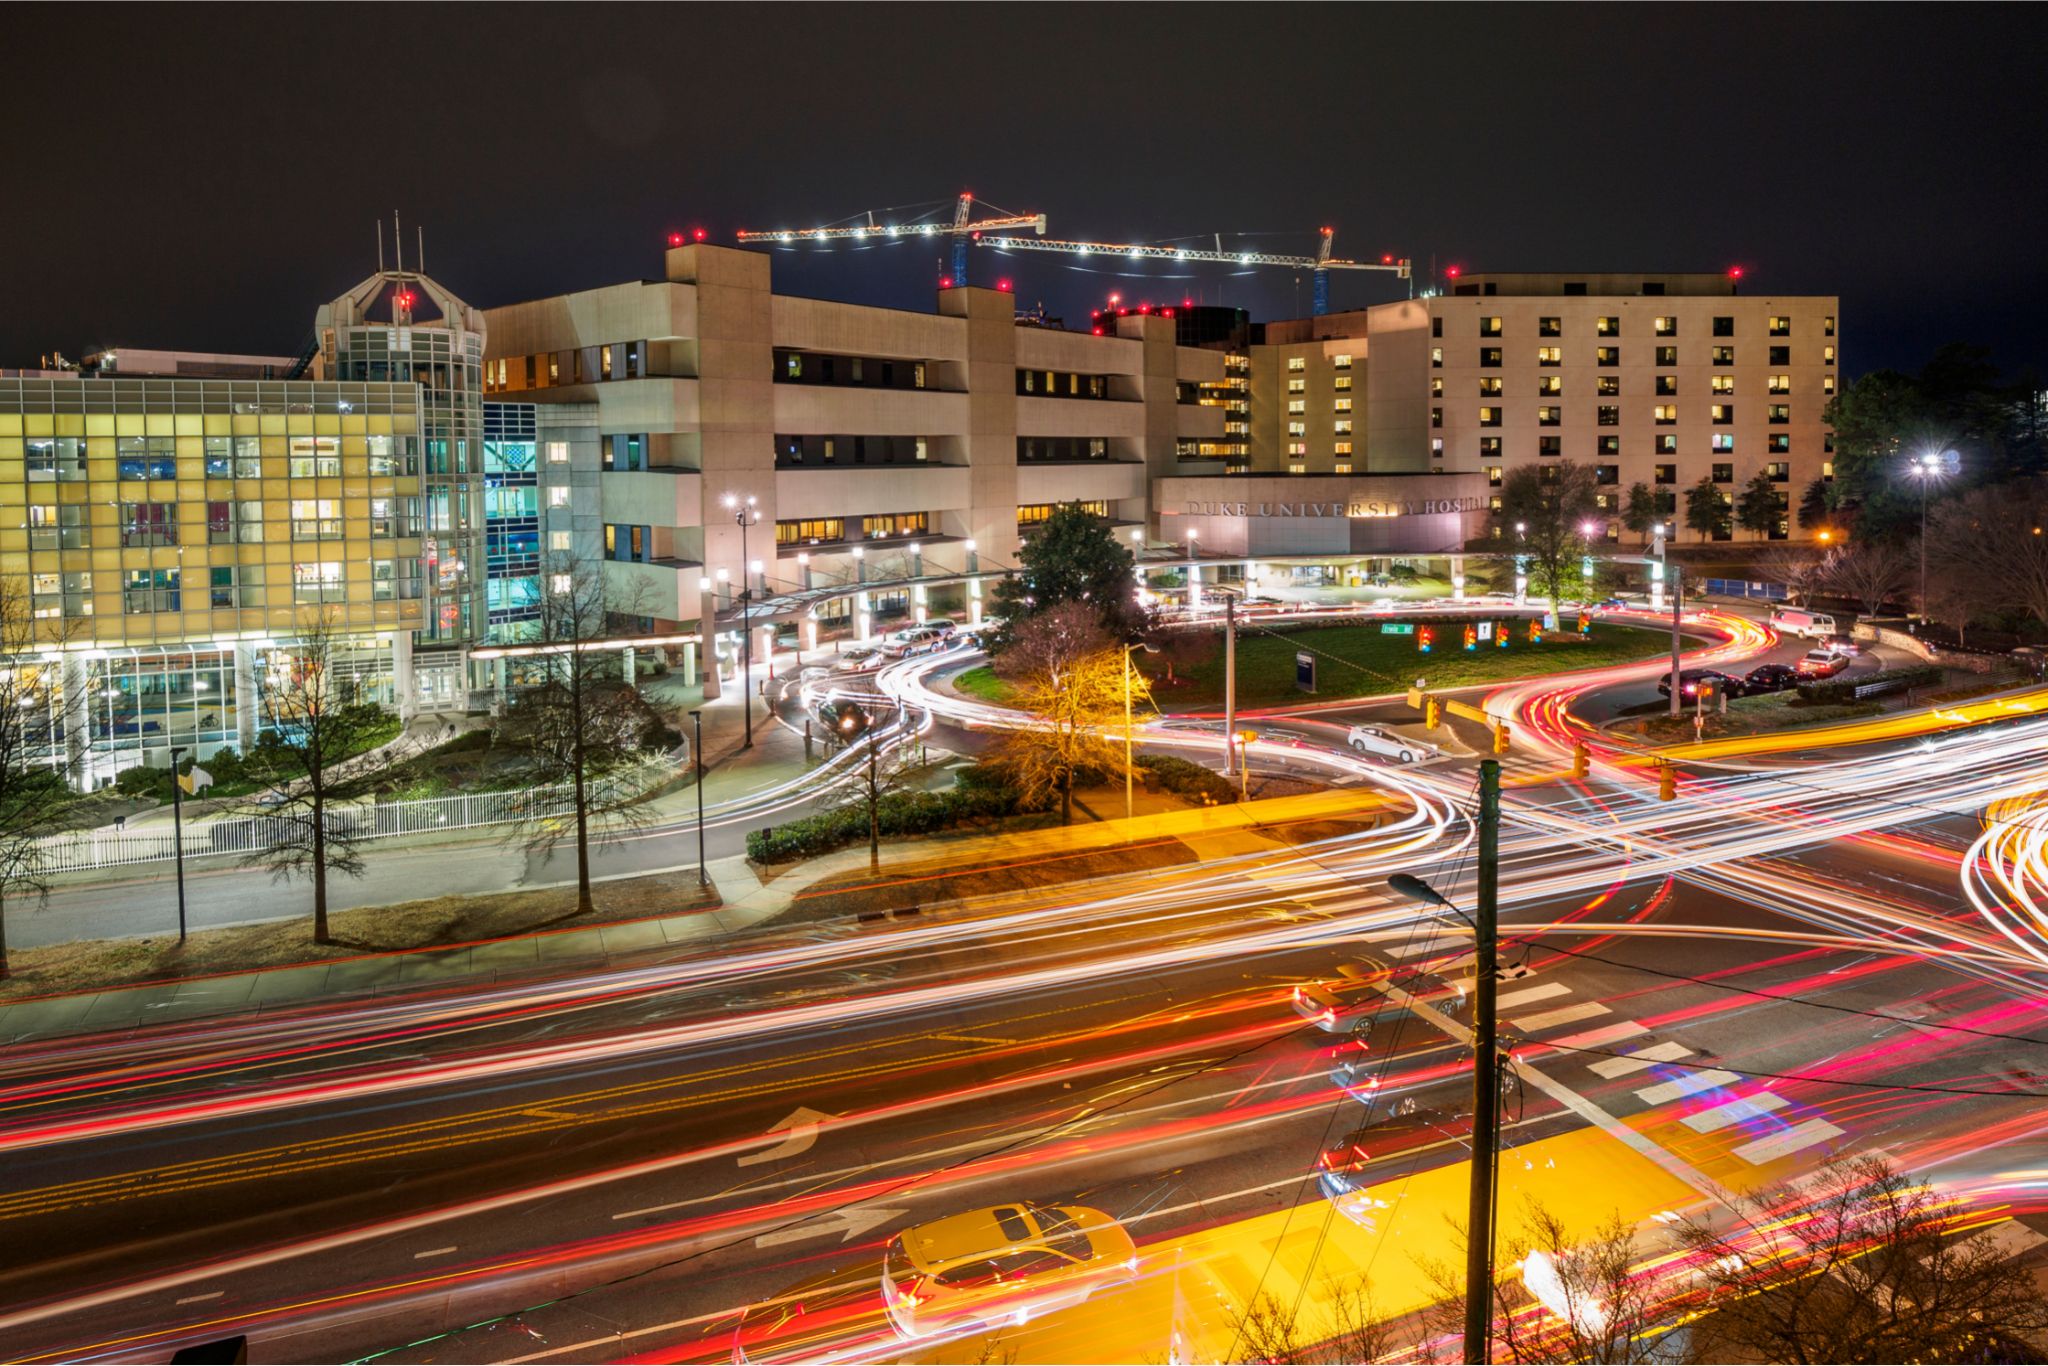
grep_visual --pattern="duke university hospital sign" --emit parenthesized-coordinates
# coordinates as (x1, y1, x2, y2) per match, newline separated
(1182, 496, 1487, 519)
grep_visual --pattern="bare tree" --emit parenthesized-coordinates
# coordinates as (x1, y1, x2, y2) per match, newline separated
(1229, 1282, 1395, 1365)
(1753, 545, 1825, 606)
(1820, 541, 1914, 617)
(0, 580, 67, 978)
(497, 553, 669, 914)
(989, 602, 1134, 825)
(1927, 479, 2048, 631)
(1676, 1155, 2048, 1365)
(241, 612, 409, 944)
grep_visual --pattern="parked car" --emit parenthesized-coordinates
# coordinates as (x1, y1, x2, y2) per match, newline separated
(1346, 724, 1434, 764)
(1655, 668, 1744, 700)
(1769, 606, 1839, 639)
(1742, 663, 1801, 694)
(1795, 649, 1851, 678)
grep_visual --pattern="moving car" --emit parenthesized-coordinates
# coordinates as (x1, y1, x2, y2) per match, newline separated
(1291, 959, 1392, 1035)
(1346, 724, 1434, 764)
(1655, 668, 1744, 700)
(1742, 663, 1801, 694)
(728, 1264, 886, 1363)
(834, 647, 884, 672)
(881, 1203, 1137, 1339)
(1318, 1107, 1465, 1202)
(1769, 606, 1839, 639)
(1815, 632, 1861, 656)
(1795, 649, 1851, 678)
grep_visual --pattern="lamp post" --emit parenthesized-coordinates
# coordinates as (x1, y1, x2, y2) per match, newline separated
(1390, 758, 1501, 1365)
(1910, 450, 1956, 621)
(169, 744, 189, 942)
(724, 494, 760, 748)
(689, 709, 707, 886)
(1122, 641, 1160, 820)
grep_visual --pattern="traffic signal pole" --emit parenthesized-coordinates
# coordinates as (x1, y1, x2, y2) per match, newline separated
(1668, 564, 1684, 718)
(1223, 592, 1238, 776)
(1465, 757, 1502, 1362)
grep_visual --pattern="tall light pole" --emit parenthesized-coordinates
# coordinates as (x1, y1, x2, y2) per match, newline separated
(1123, 641, 1160, 820)
(168, 745, 189, 942)
(1391, 758, 1502, 1364)
(689, 709, 707, 886)
(724, 494, 760, 748)
(1910, 450, 1956, 622)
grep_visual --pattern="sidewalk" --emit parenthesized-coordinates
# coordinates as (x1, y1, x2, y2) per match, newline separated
(0, 783, 1387, 1044)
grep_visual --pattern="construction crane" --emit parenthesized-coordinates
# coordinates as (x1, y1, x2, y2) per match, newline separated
(736, 193, 1046, 289)
(980, 226, 1409, 316)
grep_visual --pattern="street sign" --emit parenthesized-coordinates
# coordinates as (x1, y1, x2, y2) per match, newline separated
(1478, 621, 1494, 642)
(1381, 622, 1415, 635)
(1295, 651, 1316, 693)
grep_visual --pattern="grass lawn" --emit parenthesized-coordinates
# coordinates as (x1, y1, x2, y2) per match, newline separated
(952, 666, 1016, 704)
(1144, 622, 1695, 709)
(1629, 691, 1883, 743)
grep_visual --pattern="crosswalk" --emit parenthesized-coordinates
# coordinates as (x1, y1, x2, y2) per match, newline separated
(1472, 970, 1845, 1171)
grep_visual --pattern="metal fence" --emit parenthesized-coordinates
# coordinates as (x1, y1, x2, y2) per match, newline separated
(1702, 578, 1789, 601)
(36, 757, 678, 877)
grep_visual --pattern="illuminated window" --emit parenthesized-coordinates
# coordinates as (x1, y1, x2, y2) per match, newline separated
(550, 531, 572, 551)
(1823, 375, 1836, 394)
(1713, 346, 1735, 365)
(1712, 404, 1735, 424)
(1288, 421, 1306, 437)
(1769, 374, 1791, 394)
(1287, 441, 1306, 456)
(1333, 462, 1352, 474)
(1655, 374, 1677, 396)
(1656, 345, 1678, 366)
(1657, 434, 1678, 454)
(1487, 465, 1504, 487)
(1334, 374, 1352, 390)
(1287, 357, 1306, 372)
(1768, 404, 1791, 424)
(1539, 375, 1562, 396)
(1287, 462, 1306, 474)
(1334, 419, 1352, 435)
(1480, 316, 1502, 336)
(1538, 317, 1561, 337)
(287, 435, 342, 478)
(289, 498, 342, 540)
(120, 502, 176, 548)
(1598, 375, 1620, 396)
(1334, 441, 1353, 455)
(1654, 405, 1678, 425)
(1655, 316, 1676, 335)
(1822, 346, 1836, 364)
(1537, 346, 1562, 367)
(1770, 433, 1791, 453)
(291, 561, 344, 604)
(551, 574, 573, 594)
(1597, 317, 1620, 336)
(547, 441, 570, 463)
(1769, 316, 1791, 337)
(124, 567, 181, 613)
(548, 486, 571, 507)
(1823, 460, 1835, 480)
(1478, 407, 1501, 427)
(1288, 399, 1306, 414)
(1596, 346, 1619, 366)
(1332, 353, 1353, 369)
(1823, 316, 1835, 337)
(1598, 435, 1620, 454)
(1333, 398, 1352, 412)
(1287, 377, 1306, 394)
(1431, 347, 1443, 368)
(1479, 377, 1502, 397)
(1713, 433, 1735, 452)
(1766, 461, 1790, 481)
(1431, 377, 1444, 397)
(1538, 406, 1561, 426)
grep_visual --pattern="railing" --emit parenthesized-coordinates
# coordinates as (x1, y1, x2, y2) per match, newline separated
(1703, 578, 1789, 601)
(36, 757, 678, 877)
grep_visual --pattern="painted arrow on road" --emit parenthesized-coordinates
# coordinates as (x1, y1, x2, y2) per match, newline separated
(736, 1106, 835, 1167)
(754, 1206, 907, 1249)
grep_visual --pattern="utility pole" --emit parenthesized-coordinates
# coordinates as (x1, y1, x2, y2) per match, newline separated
(866, 712, 882, 871)
(169, 745, 189, 942)
(1668, 563, 1684, 719)
(1465, 756, 1502, 1362)
(1223, 592, 1238, 776)
(689, 709, 707, 886)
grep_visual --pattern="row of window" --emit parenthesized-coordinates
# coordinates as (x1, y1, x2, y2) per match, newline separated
(1018, 369, 1112, 400)
(1484, 461, 1799, 488)
(1442, 345, 1835, 369)
(485, 342, 649, 393)
(772, 511, 931, 547)
(1284, 355, 1353, 371)
(1438, 374, 1830, 398)
(23, 433, 419, 481)
(1446, 404, 1808, 428)
(1018, 500, 1110, 526)
(1018, 436, 1112, 462)
(776, 434, 931, 466)
(780, 351, 930, 390)
(100, 560, 424, 615)
(1468, 432, 1821, 458)
(25, 498, 423, 551)
(1440, 314, 1834, 339)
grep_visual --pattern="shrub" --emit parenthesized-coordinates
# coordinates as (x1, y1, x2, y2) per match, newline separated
(746, 771, 1030, 862)
(1795, 664, 1941, 704)
(1136, 753, 1238, 805)
(115, 764, 172, 800)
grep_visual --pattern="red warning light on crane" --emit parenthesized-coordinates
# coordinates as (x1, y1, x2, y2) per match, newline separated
(1728, 265, 1745, 280)
(996, 278, 1012, 293)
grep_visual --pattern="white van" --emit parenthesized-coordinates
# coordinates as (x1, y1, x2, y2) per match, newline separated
(1769, 606, 1837, 639)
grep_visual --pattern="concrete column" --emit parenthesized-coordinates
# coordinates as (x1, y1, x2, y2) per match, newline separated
(798, 554, 812, 590)
(698, 583, 721, 701)
(61, 654, 87, 789)
(494, 657, 508, 709)
(683, 639, 699, 687)
(623, 646, 637, 687)
(234, 642, 258, 752)
(392, 631, 416, 720)
(1450, 555, 1467, 602)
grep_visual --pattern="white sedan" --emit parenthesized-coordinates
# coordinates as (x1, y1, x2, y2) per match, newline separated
(1347, 724, 1436, 764)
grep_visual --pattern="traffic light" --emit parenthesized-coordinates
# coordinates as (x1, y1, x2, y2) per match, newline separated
(1658, 762, 1677, 801)
(1572, 741, 1589, 778)
(1425, 696, 1443, 729)
(1492, 721, 1511, 754)
(1528, 618, 1543, 644)
(1576, 609, 1590, 634)
(1496, 620, 1510, 648)
(1418, 624, 1435, 653)
(1463, 624, 1478, 652)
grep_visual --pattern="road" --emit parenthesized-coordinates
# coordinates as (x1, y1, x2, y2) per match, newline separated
(6, 604, 2048, 1362)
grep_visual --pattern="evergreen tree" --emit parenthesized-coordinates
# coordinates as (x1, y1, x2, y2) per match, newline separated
(1684, 476, 1731, 541)
(988, 503, 1145, 645)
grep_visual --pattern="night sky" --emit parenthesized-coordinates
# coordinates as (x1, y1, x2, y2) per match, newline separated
(8, 5, 2045, 380)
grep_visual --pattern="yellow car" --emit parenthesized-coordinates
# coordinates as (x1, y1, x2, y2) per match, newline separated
(881, 1203, 1138, 1339)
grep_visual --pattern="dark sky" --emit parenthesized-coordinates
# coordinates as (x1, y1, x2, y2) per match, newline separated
(8, 5, 2046, 380)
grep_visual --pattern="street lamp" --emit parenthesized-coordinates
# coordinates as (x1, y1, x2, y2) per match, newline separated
(724, 494, 761, 749)
(688, 709, 707, 886)
(1122, 641, 1160, 820)
(1909, 450, 1956, 621)
(169, 745, 190, 942)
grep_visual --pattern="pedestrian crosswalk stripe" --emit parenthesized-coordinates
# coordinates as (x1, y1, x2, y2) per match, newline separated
(1386, 936, 1459, 960)
(1511, 1001, 1611, 1032)
(1586, 1041, 1693, 1078)
(1634, 1068, 1741, 1106)
(1495, 982, 1571, 1011)
(1680, 1091, 1789, 1132)
(1731, 1118, 1844, 1164)
(1550, 1019, 1651, 1051)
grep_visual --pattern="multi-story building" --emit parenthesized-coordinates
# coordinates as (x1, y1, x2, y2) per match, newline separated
(480, 401, 601, 640)
(1246, 273, 1840, 541)
(480, 242, 1230, 676)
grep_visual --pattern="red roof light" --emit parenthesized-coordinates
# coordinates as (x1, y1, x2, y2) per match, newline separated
(1445, 265, 1463, 279)
(996, 278, 1012, 292)
(667, 232, 684, 247)
(1728, 265, 1745, 279)
(693, 228, 707, 242)
(939, 277, 953, 288)
(1091, 326, 1103, 335)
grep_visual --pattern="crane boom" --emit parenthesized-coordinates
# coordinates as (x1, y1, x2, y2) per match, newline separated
(737, 214, 1045, 245)
(982, 234, 1409, 276)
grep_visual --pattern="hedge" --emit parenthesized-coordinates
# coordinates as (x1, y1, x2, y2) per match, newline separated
(746, 766, 1031, 862)
(1795, 664, 1941, 704)
(1135, 753, 1238, 805)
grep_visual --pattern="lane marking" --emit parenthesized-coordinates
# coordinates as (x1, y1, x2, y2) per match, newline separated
(1549, 1020, 1650, 1051)
(1587, 1041, 1693, 1078)
(412, 1246, 457, 1260)
(1386, 937, 1459, 960)
(1680, 1092, 1788, 1133)
(1635, 1069, 1741, 1107)
(1511, 1001, 1611, 1032)
(1731, 1118, 1844, 1165)
(174, 1292, 222, 1306)
(1494, 982, 1570, 1010)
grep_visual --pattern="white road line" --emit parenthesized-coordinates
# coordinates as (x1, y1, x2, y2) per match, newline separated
(1982, 1220, 2048, 1260)
(1386, 937, 1458, 960)
(1681, 1092, 1789, 1133)
(174, 1291, 223, 1306)
(1549, 1020, 1650, 1051)
(1586, 1041, 1694, 1078)
(1495, 982, 1571, 1011)
(1511, 1001, 1611, 1032)
(1635, 1069, 1742, 1107)
(1731, 1118, 1845, 1165)
(412, 1246, 458, 1260)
